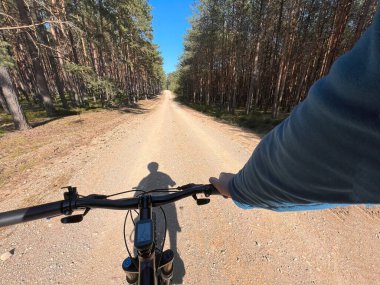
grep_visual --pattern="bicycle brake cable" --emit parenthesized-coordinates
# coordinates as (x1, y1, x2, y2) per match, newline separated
(105, 187, 181, 199)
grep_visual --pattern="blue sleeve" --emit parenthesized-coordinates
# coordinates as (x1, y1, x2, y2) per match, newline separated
(230, 5, 380, 211)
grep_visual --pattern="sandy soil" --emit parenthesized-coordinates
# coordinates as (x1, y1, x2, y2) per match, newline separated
(0, 91, 379, 284)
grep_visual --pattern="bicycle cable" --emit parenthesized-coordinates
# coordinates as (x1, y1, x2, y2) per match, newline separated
(101, 187, 182, 200)
(123, 209, 139, 268)
(121, 187, 171, 270)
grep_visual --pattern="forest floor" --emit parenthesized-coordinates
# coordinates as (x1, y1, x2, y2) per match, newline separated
(175, 97, 287, 137)
(0, 97, 161, 207)
(0, 91, 379, 284)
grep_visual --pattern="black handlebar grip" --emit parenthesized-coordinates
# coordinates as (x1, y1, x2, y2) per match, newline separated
(206, 184, 222, 195)
(0, 201, 64, 227)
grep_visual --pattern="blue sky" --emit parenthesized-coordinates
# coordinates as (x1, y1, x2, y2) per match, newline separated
(149, 0, 194, 74)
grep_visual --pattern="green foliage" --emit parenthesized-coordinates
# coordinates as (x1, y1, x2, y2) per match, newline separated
(64, 63, 118, 102)
(166, 71, 180, 91)
(67, 0, 166, 91)
(64, 62, 93, 76)
(0, 40, 14, 68)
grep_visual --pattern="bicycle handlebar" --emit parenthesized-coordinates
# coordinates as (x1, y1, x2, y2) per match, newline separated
(0, 184, 220, 227)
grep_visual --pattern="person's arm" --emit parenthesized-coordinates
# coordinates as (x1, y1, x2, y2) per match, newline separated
(211, 6, 380, 211)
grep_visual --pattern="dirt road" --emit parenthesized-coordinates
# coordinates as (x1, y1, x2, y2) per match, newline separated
(1, 91, 379, 284)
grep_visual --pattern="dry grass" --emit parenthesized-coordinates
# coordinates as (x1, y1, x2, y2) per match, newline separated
(0, 98, 160, 201)
(0, 110, 121, 188)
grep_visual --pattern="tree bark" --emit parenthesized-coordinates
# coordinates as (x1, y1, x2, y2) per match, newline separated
(15, 0, 56, 116)
(319, 0, 353, 77)
(34, 4, 68, 109)
(0, 88, 10, 114)
(0, 66, 30, 130)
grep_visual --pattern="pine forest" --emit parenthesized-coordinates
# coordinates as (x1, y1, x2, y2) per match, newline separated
(0, 0, 164, 130)
(0, 0, 378, 132)
(171, 0, 377, 120)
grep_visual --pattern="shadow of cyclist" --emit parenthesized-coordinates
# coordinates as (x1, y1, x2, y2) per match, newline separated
(134, 162, 185, 284)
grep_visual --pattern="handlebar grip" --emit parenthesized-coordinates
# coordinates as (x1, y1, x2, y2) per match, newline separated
(0, 201, 64, 227)
(205, 184, 222, 196)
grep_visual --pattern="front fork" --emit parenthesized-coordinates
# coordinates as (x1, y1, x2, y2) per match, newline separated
(122, 249, 174, 285)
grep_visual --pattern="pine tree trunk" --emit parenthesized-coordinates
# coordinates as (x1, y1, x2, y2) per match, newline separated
(320, 0, 352, 77)
(246, 0, 265, 114)
(34, 5, 68, 109)
(15, 0, 56, 116)
(352, 0, 375, 44)
(271, 0, 284, 119)
(0, 88, 10, 114)
(0, 66, 30, 130)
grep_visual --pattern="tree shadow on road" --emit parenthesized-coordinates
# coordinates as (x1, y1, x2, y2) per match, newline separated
(134, 162, 185, 284)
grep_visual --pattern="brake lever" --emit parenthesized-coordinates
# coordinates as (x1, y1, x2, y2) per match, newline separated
(192, 194, 210, 205)
(60, 186, 102, 224)
(179, 184, 212, 205)
(61, 207, 90, 224)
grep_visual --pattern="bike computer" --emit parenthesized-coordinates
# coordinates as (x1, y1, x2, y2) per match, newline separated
(134, 219, 154, 251)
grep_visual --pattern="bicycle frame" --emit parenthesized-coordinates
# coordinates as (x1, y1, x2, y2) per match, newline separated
(123, 195, 174, 285)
